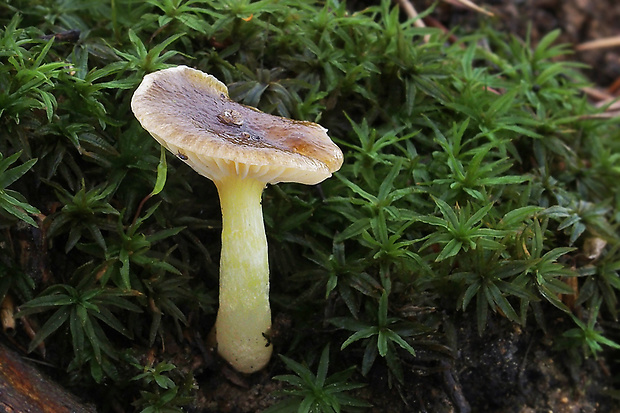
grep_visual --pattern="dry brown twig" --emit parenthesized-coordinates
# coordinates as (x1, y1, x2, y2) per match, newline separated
(582, 86, 615, 103)
(394, 0, 429, 43)
(395, 0, 493, 44)
(395, 0, 426, 27)
(574, 35, 620, 118)
(576, 35, 620, 51)
(443, 0, 494, 16)
(580, 87, 620, 119)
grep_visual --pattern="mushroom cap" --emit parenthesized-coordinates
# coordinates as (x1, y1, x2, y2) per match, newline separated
(131, 66, 344, 185)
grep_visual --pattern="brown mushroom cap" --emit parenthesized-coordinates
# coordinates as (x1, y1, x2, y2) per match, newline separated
(131, 66, 343, 185)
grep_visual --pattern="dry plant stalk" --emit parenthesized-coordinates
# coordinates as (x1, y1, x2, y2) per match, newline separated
(443, 0, 494, 16)
(395, 0, 493, 44)
(576, 35, 620, 51)
(395, 0, 427, 28)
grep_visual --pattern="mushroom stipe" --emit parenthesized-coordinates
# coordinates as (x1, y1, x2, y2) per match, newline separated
(131, 66, 343, 373)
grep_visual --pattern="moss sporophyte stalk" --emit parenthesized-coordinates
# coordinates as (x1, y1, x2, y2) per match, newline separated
(131, 66, 343, 373)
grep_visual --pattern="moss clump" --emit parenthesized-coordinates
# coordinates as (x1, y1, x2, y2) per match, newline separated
(1, 0, 619, 411)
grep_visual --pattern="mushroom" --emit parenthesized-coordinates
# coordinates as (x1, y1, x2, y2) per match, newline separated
(131, 66, 343, 373)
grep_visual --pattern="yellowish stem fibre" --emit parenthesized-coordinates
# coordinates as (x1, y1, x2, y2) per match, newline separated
(214, 175, 272, 373)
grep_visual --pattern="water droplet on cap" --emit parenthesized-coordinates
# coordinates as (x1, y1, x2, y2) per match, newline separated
(217, 110, 243, 126)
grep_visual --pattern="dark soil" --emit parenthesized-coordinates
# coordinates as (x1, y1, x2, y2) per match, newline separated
(450, 312, 614, 413)
(195, 309, 619, 412)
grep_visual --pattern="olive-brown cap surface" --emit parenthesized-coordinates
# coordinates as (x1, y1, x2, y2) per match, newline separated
(131, 65, 343, 185)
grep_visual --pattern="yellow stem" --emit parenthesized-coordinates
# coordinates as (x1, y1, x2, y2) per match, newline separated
(214, 175, 272, 373)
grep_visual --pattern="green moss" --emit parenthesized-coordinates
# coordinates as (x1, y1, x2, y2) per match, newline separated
(1, 0, 619, 411)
